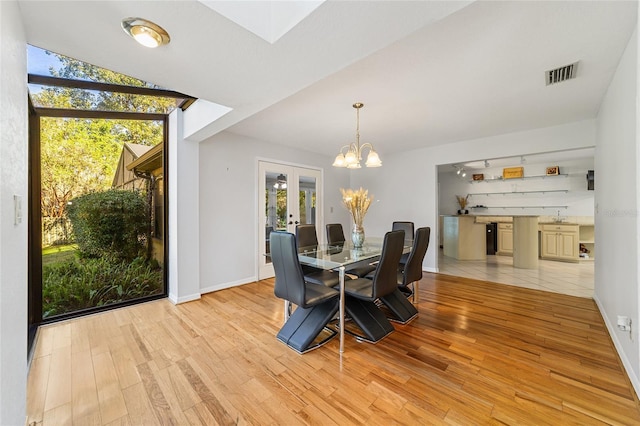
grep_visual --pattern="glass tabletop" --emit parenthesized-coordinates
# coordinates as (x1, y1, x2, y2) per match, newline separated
(297, 237, 412, 270)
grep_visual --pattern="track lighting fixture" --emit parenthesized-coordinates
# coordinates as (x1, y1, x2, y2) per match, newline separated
(452, 165, 466, 177)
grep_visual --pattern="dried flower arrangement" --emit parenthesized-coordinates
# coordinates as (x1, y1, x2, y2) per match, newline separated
(340, 187, 373, 227)
(456, 194, 469, 209)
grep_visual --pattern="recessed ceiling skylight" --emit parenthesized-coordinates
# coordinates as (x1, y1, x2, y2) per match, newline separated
(198, 0, 325, 44)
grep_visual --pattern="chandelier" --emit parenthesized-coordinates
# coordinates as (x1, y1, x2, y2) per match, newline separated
(332, 102, 382, 168)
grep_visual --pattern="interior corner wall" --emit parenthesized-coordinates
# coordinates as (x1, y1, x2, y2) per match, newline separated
(198, 131, 350, 292)
(351, 119, 596, 273)
(594, 25, 640, 394)
(0, 1, 28, 424)
(168, 109, 201, 304)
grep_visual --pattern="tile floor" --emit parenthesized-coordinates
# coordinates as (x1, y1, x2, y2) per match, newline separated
(437, 249, 594, 298)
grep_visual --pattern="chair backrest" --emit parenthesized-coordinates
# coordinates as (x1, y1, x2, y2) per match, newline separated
(326, 223, 345, 245)
(370, 230, 406, 299)
(402, 227, 431, 285)
(392, 221, 415, 242)
(296, 224, 318, 249)
(271, 231, 307, 307)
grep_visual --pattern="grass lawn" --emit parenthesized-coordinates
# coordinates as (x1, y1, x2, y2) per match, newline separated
(42, 244, 78, 266)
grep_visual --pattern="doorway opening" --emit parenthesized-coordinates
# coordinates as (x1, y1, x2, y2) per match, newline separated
(258, 161, 322, 279)
(436, 149, 595, 298)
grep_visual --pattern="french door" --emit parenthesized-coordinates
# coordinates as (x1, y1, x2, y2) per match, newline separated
(258, 161, 322, 279)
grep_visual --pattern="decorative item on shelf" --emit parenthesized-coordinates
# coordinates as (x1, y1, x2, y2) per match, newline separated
(456, 194, 469, 214)
(332, 102, 382, 169)
(472, 173, 484, 181)
(546, 166, 560, 176)
(503, 166, 524, 179)
(340, 187, 373, 248)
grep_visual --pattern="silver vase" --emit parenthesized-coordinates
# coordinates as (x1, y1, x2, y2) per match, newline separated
(352, 224, 365, 248)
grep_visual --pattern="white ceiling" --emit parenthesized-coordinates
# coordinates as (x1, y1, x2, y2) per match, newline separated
(18, 1, 637, 161)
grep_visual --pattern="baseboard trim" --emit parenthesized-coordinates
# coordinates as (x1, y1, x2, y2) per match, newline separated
(593, 294, 640, 398)
(200, 276, 257, 295)
(424, 267, 438, 273)
(168, 292, 201, 305)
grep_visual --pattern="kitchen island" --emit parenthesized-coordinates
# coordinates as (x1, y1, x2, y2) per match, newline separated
(442, 215, 486, 260)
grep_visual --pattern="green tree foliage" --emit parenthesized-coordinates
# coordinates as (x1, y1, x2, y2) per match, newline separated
(67, 189, 148, 261)
(34, 52, 175, 218)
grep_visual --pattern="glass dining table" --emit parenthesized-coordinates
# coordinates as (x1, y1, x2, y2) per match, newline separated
(297, 237, 412, 353)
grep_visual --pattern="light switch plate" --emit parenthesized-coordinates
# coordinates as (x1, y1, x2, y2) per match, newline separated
(14, 195, 22, 225)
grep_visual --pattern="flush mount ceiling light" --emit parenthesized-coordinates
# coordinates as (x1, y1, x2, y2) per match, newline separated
(333, 102, 381, 169)
(122, 17, 170, 48)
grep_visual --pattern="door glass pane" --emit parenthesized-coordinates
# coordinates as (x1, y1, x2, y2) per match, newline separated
(265, 172, 288, 264)
(298, 175, 316, 226)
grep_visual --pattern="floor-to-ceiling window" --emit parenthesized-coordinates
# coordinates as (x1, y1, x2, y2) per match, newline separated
(27, 46, 194, 351)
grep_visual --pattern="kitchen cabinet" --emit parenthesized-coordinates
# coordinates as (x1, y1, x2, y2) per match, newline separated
(497, 223, 513, 255)
(540, 224, 579, 262)
(579, 225, 595, 260)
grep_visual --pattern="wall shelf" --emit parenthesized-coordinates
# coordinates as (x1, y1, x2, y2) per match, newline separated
(468, 189, 568, 196)
(470, 173, 569, 183)
(470, 205, 568, 210)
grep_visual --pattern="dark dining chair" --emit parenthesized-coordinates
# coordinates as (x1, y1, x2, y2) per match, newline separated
(343, 230, 405, 343)
(325, 223, 376, 278)
(271, 231, 340, 353)
(379, 227, 430, 324)
(326, 223, 345, 245)
(392, 221, 414, 266)
(296, 224, 345, 287)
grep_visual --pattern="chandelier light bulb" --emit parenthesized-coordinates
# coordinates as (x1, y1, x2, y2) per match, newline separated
(365, 150, 382, 167)
(345, 149, 357, 164)
(332, 153, 346, 167)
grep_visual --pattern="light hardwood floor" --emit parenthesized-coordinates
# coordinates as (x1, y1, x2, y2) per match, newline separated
(28, 274, 640, 425)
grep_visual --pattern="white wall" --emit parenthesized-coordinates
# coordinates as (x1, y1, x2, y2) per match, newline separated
(168, 109, 201, 304)
(198, 131, 350, 292)
(438, 157, 595, 218)
(594, 25, 640, 394)
(0, 1, 28, 424)
(352, 119, 596, 272)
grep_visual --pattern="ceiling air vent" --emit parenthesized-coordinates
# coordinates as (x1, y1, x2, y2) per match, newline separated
(546, 62, 578, 86)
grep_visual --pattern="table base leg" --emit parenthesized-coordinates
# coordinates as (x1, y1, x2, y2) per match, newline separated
(339, 266, 345, 353)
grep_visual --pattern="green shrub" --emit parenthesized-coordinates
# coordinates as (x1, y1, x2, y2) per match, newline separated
(67, 189, 148, 260)
(42, 256, 163, 318)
